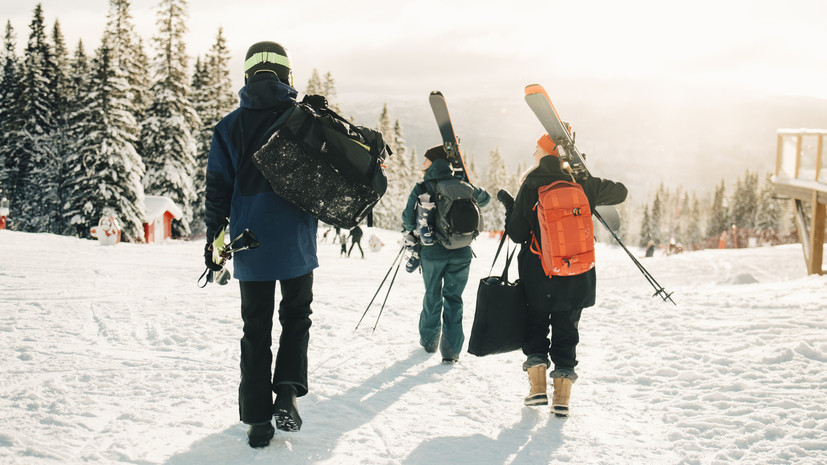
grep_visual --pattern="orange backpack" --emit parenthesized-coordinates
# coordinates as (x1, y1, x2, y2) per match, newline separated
(530, 180, 595, 277)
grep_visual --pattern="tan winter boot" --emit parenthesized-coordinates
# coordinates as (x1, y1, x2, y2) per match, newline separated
(551, 377, 573, 417)
(524, 365, 548, 406)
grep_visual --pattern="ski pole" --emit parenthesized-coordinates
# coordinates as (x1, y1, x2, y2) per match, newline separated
(372, 252, 404, 332)
(593, 210, 676, 305)
(355, 245, 406, 330)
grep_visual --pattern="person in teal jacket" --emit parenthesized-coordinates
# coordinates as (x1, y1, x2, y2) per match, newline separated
(401, 146, 490, 363)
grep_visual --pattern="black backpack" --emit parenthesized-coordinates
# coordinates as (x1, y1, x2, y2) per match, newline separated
(419, 178, 483, 249)
(252, 95, 391, 228)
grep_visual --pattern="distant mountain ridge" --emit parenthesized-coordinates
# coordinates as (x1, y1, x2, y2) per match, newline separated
(339, 84, 827, 199)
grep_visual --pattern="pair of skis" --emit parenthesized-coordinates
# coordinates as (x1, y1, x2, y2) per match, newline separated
(429, 86, 674, 305)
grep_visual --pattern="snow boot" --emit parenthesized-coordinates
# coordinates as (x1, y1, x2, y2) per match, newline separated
(416, 194, 435, 246)
(524, 364, 548, 406)
(247, 422, 275, 448)
(551, 377, 573, 417)
(273, 384, 302, 432)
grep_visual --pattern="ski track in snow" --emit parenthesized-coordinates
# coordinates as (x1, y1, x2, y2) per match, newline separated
(0, 229, 825, 465)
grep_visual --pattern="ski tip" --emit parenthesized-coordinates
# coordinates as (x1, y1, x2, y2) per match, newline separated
(430, 90, 443, 97)
(524, 83, 546, 95)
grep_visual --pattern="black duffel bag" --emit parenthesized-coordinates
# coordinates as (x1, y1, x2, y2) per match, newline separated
(252, 94, 391, 229)
(467, 233, 527, 356)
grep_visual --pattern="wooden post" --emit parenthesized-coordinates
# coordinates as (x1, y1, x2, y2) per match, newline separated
(776, 133, 783, 177)
(817, 134, 824, 183)
(795, 134, 802, 179)
(810, 191, 826, 275)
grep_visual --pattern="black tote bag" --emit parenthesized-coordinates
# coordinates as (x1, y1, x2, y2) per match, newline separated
(467, 233, 527, 356)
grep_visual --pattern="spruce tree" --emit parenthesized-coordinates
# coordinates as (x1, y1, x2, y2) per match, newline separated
(17, 3, 61, 232)
(322, 71, 340, 113)
(190, 27, 234, 235)
(650, 190, 663, 245)
(371, 104, 407, 229)
(64, 40, 145, 242)
(0, 21, 24, 213)
(305, 68, 322, 95)
(756, 173, 783, 235)
(483, 147, 508, 230)
(60, 39, 91, 236)
(141, 0, 200, 237)
(105, 0, 151, 116)
(730, 170, 759, 230)
(51, 20, 72, 232)
(685, 194, 703, 249)
(706, 179, 727, 238)
(638, 203, 654, 248)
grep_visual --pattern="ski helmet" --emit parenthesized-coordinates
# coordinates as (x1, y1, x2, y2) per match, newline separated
(244, 41, 291, 85)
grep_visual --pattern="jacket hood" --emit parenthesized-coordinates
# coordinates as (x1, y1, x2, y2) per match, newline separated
(423, 158, 454, 182)
(526, 154, 566, 180)
(238, 73, 297, 110)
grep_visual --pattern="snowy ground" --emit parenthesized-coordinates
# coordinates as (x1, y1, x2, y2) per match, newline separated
(0, 228, 826, 465)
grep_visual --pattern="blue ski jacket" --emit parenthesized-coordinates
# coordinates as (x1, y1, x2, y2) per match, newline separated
(204, 73, 318, 281)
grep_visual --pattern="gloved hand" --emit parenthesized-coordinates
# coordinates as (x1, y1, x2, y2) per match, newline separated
(403, 231, 418, 247)
(204, 243, 223, 272)
(204, 229, 228, 272)
(497, 189, 515, 213)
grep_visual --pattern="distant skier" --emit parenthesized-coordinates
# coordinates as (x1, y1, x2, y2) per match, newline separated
(337, 227, 348, 256)
(347, 225, 364, 258)
(501, 134, 627, 416)
(204, 41, 315, 448)
(645, 241, 655, 257)
(401, 146, 490, 363)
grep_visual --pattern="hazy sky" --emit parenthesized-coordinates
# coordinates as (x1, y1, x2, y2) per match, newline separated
(4, 0, 827, 100)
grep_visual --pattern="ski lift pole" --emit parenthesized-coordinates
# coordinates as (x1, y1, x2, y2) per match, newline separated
(355, 245, 406, 331)
(593, 210, 676, 305)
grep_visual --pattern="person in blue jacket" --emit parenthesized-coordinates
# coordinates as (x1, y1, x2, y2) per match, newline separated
(401, 146, 490, 363)
(204, 41, 316, 448)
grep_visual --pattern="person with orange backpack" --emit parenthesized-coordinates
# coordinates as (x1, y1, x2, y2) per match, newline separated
(500, 133, 627, 416)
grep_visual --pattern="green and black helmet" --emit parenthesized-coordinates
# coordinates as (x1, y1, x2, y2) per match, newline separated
(244, 41, 292, 86)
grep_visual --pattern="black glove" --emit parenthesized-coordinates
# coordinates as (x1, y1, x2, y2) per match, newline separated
(204, 242, 223, 272)
(497, 189, 515, 213)
(303, 94, 328, 110)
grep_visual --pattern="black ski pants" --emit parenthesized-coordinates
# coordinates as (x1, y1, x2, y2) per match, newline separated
(523, 307, 582, 372)
(238, 273, 313, 424)
(348, 239, 364, 258)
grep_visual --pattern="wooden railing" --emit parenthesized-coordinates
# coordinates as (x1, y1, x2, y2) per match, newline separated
(772, 129, 827, 275)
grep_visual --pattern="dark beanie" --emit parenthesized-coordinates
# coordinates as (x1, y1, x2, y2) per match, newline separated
(424, 145, 448, 162)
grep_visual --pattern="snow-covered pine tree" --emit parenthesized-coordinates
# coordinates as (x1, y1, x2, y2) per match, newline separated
(730, 170, 759, 230)
(371, 104, 407, 230)
(638, 203, 654, 248)
(17, 4, 61, 233)
(64, 39, 145, 242)
(650, 188, 664, 245)
(482, 147, 507, 230)
(322, 71, 341, 113)
(60, 39, 91, 237)
(141, 0, 200, 237)
(706, 180, 727, 239)
(0, 21, 24, 213)
(51, 20, 71, 232)
(105, 0, 151, 118)
(684, 193, 703, 249)
(305, 68, 322, 95)
(756, 173, 783, 233)
(190, 27, 234, 235)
